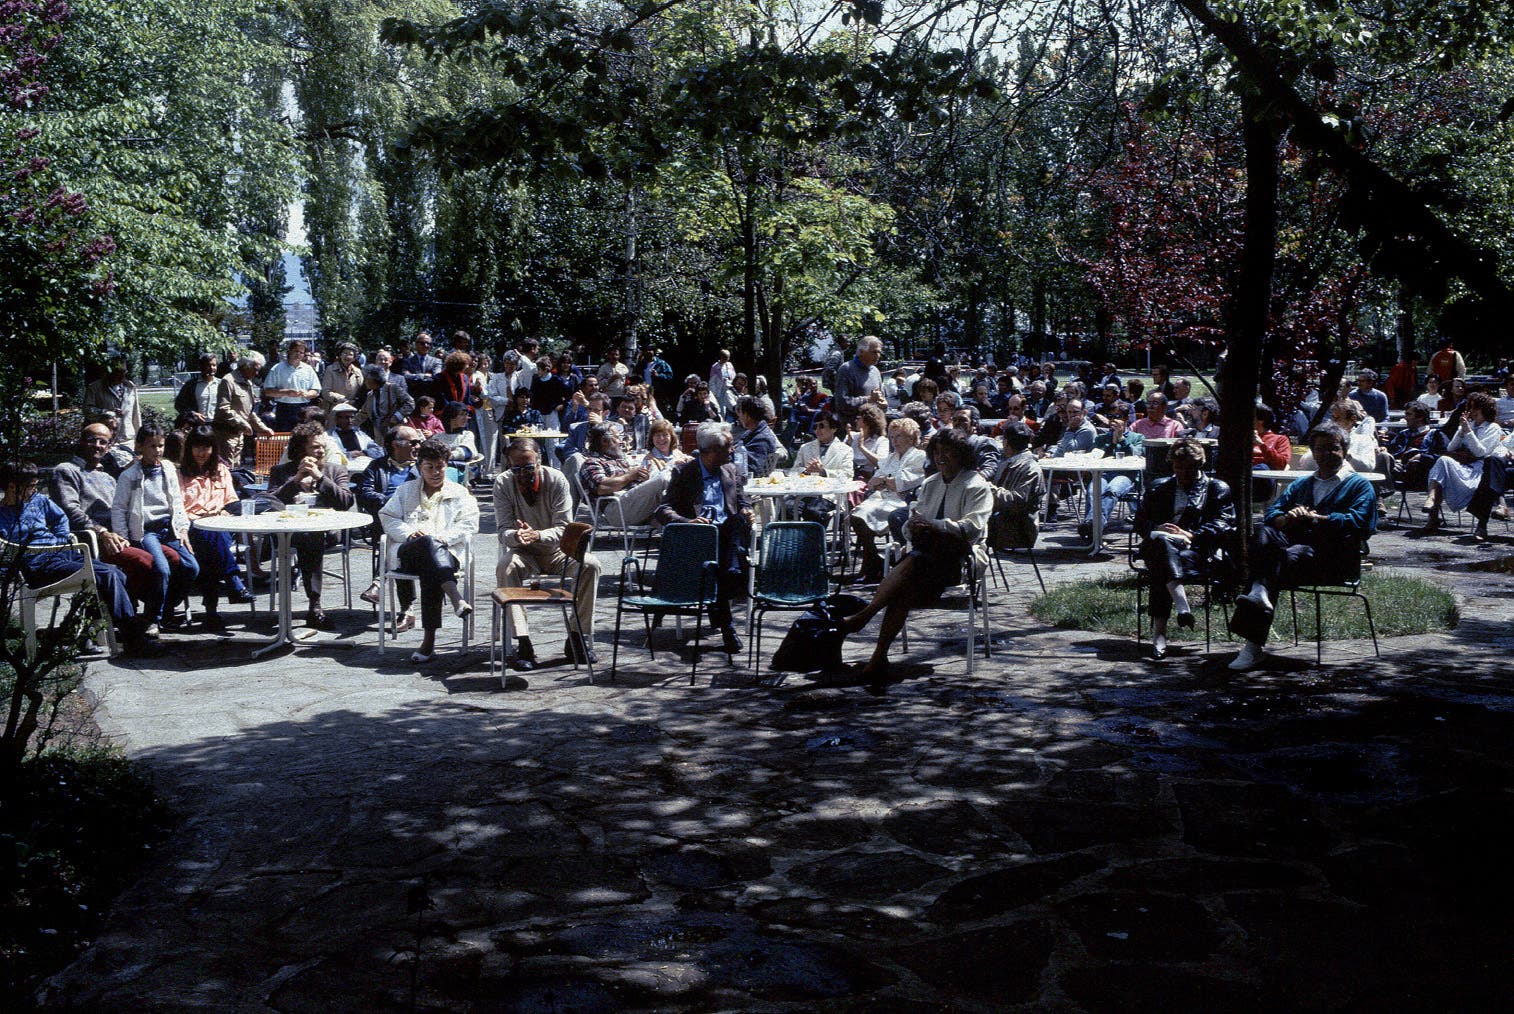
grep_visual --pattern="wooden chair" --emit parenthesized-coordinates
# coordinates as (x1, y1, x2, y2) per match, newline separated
(489, 522, 595, 686)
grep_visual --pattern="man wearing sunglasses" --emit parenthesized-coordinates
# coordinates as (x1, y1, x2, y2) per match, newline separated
(494, 438, 602, 671)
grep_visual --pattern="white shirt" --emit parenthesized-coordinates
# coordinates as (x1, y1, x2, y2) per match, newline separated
(265, 361, 320, 405)
(791, 438, 854, 479)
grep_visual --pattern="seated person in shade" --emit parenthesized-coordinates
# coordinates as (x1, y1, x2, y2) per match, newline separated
(1091, 383, 1129, 428)
(653, 422, 753, 656)
(1133, 438, 1235, 660)
(851, 416, 928, 583)
(1039, 398, 1096, 522)
(1180, 397, 1221, 439)
(1348, 369, 1390, 423)
(676, 381, 722, 425)
(355, 425, 422, 602)
(987, 422, 1042, 552)
(563, 392, 611, 461)
(612, 393, 651, 453)
(378, 438, 479, 663)
(2, 459, 149, 653)
(735, 395, 781, 477)
(1251, 405, 1293, 470)
(950, 407, 1001, 478)
(408, 395, 445, 436)
(1079, 414, 1145, 543)
(579, 422, 673, 525)
(1131, 392, 1184, 439)
(1229, 424, 1376, 672)
(1386, 402, 1445, 490)
(268, 422, 355, 629)
(436, 400, 482, 482)
(838, 428, 992, 694)
(495, 438, 601, 669)
(1467, 427, 1514, 541)
(327, 401, 382, 463)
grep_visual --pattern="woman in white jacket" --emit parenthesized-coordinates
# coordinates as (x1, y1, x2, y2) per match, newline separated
(379, 438, 480, 662)
(849, 417, 927, 582)
(111, 421, 199, 633)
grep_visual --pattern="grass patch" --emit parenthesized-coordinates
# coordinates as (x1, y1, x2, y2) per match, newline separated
(1029, 569, 1458, 642)
(1, 748, 171, 997)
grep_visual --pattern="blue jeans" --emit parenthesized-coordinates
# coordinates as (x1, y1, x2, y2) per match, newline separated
(1085, 475, 1135, 527)
(188, 528, 247, 609)
(139, 531, 199, 623)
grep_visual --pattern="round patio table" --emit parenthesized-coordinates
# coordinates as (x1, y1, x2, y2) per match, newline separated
(194, 509, 371, 657)
(1037, 454, 1146, 556)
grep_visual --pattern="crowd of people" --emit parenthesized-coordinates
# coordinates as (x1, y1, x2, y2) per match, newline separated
(4, 336, 1510, 685)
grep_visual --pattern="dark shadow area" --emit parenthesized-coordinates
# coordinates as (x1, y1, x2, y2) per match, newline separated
(37, 627, 1514, 1010)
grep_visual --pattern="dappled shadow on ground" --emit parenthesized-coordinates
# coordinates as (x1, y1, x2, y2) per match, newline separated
(42, 607, 1514, 1009)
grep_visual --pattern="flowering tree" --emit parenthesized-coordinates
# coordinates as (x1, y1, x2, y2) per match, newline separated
(1083, 106, 1374, 416)
(0, 0, 114, 447)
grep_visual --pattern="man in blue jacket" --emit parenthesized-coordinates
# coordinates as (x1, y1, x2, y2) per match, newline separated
(1229, 424, 1377, 671)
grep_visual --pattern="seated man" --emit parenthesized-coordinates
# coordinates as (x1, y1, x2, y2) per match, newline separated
(1131, 392, 1184, 439)
(579, 422, 673, 525)
(1133, 438, 1235, 660)
(789, 410, 854, 524)
(50, 421, 161, 613)
(839, 428, 992, 694)
(269, 422, 355, 628)
(2, 459, 153, 654)
(950, 407, 1001, 478)
(563, 392, 611, 461)
(1038, 398, 1096, 521)
(1079, 414, 1146, 543)
(327, 401, 382, 463)
(987, 422, 1041, 551)
(1229, 424, 1377, 671)
(612, 393, 651, 453)
(653, 421, 752, 656)
(495, 438, 602, 669)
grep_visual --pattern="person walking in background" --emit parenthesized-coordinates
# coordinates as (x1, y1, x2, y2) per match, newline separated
(83, 357, 142, 445)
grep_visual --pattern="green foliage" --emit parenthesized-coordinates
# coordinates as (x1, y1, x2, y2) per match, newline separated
(1030, 570, 1457, 642)
(0, 747, 171, 996)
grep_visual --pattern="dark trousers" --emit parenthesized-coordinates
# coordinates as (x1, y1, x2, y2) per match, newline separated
(1247, 525, 1358, 638)
(1140, 532, 1204, 619)
(292, 532, 330, 601)
(22, 551, 136, 631)
(98, 543, 159, 605)
(1470, 457, 1510, 522)
(395, 535, 458, 630)
(188, 529, 246, 611)
(273, 402, 307, 430)
(709, 516, 751, 632)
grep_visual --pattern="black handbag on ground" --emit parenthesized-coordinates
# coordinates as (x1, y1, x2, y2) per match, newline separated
(769, 594, 867, 674)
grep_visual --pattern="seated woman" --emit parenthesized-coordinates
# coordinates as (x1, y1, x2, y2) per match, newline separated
(839, 428, 992, 693)
(179, 426, 254, 629)
(436, 400, 482, 483)
(1423, 391, 1505, 531)
(378, 438, 480, 663)
(498, 386, 547, 465)
(1251, 405, 1292, 470)
(676, 381, 722, 425)
(988, 421, 1042, 551)
(645, 418, 692, 471)
(111, 422, 199, 635)
(1415, 375, 1444, 415)
(850, 416, 928, 582)
(268, 422, 355, 628)
(1133, 438, 1236, 660)
(848, 403, 889, 483)
(408, 395, 445, 437)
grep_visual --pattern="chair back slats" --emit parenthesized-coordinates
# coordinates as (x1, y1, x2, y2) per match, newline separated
(254, 434, 290, 478)
(755, 522, 828, 600)
(651, 523, 719, 602)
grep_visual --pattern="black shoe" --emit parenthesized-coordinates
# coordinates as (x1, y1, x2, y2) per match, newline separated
(511, 638, 537, 670)
(125, 637, 166, 658)
(305, 608, 333, 630)
(1176, 611, 1195, 629)
(1077, 522, 1092, 541)
(721, 628, 743, 655)
(225, 582, 255, 606)
(161, 610, 188, 630)
(1151, 643, 1168, 661)
(509, 655, 537, 672)
(200, 613, 227, 632)
(565, 634, 599, 665)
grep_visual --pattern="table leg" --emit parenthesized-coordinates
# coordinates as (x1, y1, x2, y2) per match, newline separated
(252, 532, 295, 657)
(1087, 471, 1106, 557)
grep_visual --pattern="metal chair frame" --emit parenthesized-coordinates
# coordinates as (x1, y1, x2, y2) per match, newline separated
(3, 534, 118, 660)
(376, 534, 475, 653)
(490, 522, 595, 686)
(1281, 541, 1379, 664)
(746, 522, 830, 672)
(610, 523, 719, 684)
(885, 542, 993, 674)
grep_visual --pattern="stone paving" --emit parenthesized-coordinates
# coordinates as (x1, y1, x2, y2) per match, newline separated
(37, 498, 1514, 1010)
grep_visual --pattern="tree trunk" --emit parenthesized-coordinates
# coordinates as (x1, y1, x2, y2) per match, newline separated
(1218, 91, 1282, 569)
(623, 186, 640, 358)
(1397, 282, 1416, 363)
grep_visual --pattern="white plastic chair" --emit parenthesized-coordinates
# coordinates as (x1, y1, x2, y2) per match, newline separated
(884, 542, 993, 675)
(2, 534, 118, 660)
(375, 534, 474, 653)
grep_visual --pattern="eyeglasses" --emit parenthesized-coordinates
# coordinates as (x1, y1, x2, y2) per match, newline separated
(510, 464, 539, 475)
(397, 438, 423, 446)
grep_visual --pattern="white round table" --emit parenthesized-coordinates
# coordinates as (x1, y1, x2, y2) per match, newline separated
(1037, 454, 1146, 555)
(194, 510, 372, 657)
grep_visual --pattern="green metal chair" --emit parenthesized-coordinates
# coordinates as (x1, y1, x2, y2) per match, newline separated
(1283, 538, 1379, 664)
(611, 522, 719, 684)
(747, 521, 829, 672)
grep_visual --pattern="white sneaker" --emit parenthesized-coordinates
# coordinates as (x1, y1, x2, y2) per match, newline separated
(1236, 588, 1273, 612)
(1228, 641, 1263, 671)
